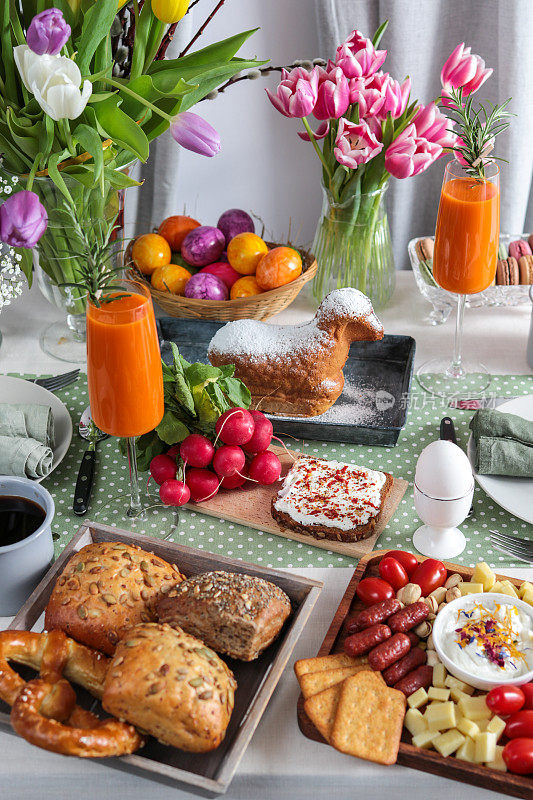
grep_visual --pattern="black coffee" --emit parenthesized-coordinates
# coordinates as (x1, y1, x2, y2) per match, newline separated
(0, 496, 46, 546)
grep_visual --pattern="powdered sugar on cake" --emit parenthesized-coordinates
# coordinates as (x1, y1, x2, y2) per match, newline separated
(208, 288, 383, 363)
(273, 456, 386, 531)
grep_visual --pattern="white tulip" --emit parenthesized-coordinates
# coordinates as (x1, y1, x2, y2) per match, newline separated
(14, 45, 92, 121)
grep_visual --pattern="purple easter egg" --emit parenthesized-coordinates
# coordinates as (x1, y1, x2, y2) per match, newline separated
(184, 272, 229, 301)
(181, 225, 225, 267)
(217, 209, 255, 247)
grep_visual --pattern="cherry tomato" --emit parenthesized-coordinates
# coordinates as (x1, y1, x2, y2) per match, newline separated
(486, 685, 525, 716)
(521, 683, 533, 710)
(505, 710, 533, 740)
(356, 577, 394, 606)
(386, 550, 418, 577)
(503, 738, 533, 775)
(378, 557, 409, 590)
(410, 558, 447, 595)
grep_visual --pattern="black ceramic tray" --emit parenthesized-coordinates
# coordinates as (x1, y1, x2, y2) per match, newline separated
(157, 318, 416, 447)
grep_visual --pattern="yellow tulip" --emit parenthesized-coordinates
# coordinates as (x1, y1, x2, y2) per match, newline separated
(151, 0, 189, 24)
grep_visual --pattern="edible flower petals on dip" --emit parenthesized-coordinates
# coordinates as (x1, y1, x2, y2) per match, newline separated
(433, 593, 533, 690)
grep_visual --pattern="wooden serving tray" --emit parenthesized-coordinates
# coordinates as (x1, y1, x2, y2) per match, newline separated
(0, 521, 322, 797)
(183, 445, 408, 560)
(297, 549, 532, 799)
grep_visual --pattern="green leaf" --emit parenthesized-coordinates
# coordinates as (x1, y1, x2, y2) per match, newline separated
(47, 152, 74, 204)
(73, 123, 104, 183)
(179, 58, 267, 112)
(132, 431, 167, 472)
(94, 97, 149, 162)
(148, 29, 260, 75)
(103, 166, 142, 188)
(372, 19, 389, 48)
(169, 343, 196, 416)
(76, 0, 117, 75)
(220, 376, 251, 408)
(5, 109, 40, 158)
(185, 362, 222, 389)
(16, 247, 33, 287)
(156, 409, 190, 445)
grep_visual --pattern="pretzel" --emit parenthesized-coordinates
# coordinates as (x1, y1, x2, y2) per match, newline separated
(0, 630, 145, 757)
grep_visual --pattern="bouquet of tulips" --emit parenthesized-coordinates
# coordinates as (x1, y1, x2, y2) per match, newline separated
(0, 0, 262, 300)
(266, 22, 495, 306)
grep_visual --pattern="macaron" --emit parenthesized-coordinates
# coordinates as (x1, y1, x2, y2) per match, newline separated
(529, 234, 533, 253)
(508, 239, 532, 260)
(518, 254, 533, 284)
(496, 257, 519, 286)
(415, 237, 434, 262)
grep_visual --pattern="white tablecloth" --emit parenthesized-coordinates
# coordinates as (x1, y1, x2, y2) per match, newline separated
(0, 274, 532, 799)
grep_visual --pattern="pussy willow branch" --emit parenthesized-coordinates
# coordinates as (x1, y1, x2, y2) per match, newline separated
(179, 0, 227, 58)
(155, 0, 202, 59)
(199, 60, 325, 100)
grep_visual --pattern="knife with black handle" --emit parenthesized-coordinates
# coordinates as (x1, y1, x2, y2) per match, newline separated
(440, 416, 474, 516)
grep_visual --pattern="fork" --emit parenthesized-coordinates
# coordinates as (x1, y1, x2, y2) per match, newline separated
(31, 369, 80, 393)
(489, 530, 533, 564)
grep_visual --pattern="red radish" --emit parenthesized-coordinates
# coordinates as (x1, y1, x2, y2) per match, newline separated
(180, 433, 215, 468)
(159, 479, 190, 506)
(220, 468, 249, 489)
(149, 454, 177, 485)
(166, 444, 180, 459)
(213, 445, 246, 478)
(186, 468, 220, 502)
(215, 407, 255, 446)
(248, 451, 282, 485)
(243, 410, 273, 454)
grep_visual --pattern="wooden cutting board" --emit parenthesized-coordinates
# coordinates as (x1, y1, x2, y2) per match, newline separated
(184, 446, 408, 559)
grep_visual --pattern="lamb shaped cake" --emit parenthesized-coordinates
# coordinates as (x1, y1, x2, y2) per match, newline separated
(207, 288, 384, 417)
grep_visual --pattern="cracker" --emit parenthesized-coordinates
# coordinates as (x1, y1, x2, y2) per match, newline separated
(299, 665, 367, 699)
(330, 671, 406, 765)
(304, 685, 342, 743)
(294, 653, 365, 680)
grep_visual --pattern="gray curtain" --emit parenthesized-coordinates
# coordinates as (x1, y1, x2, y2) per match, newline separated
(315, 0, 533, 267)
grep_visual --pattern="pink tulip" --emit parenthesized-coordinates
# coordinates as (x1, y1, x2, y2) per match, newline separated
(335, 29, 386, 79)
(380, 75, 411, 119)
(266, 66, 318, 118)
(298, 121, 330, 141)
(347, 76, 386, 118)
(385, 124, 442, 179)
(312, 65, 350, 120)
(412, 102, 456, 148)
(440, 43, 492, 104)
(334, 118, 383, 169)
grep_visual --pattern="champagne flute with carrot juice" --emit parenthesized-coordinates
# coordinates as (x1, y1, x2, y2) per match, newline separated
(87, 280, 164, 516)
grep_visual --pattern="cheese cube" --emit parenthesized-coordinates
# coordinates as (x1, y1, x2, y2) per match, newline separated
(429, 586, 447, 604)
(476, 717, 489, 732)
(474, 731, 497, 763)
(486, 745, 507, 772)
(433, 663, 446, 688)
(412, 730, 439, 749)
(518, 581, 533, 600)
(457, 717, 480, 739)
(487, 715, 506, 741)
(407, 687, 428, 709)
(491, 581, 505, 594)
(458, 582, 484, 595)
(456, 737, 476, 763)
(404, 708, 427, 737)
(458, 694, 491, 721)
(425, 701, 456, 731)
(500, 580, 519, 598)
(472, 562, 495, 591)
(522, 587, 533, 607)
(450, 687, 470, 704)
(428, 686, 450, 702)
(445, 675, 474, 695)
(433, 729, 466, 757)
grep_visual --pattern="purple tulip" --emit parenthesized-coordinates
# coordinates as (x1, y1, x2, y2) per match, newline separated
(0, 190, 48, 248)
(27, 8, 71, 56)
(170, 112, 221, 157)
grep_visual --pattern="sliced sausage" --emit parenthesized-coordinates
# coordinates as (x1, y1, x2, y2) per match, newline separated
(388, 602, 429, 633)
(382, 647, 426, 686)
(368, 632, 411, 671)
(394, 665, 433, 696)
(344, 624, 391, 657)
(344, 598, 401, 634)
(406, 631, 420, 648)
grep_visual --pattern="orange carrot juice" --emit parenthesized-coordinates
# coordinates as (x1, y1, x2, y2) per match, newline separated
(87, 291, 164, 438)
(433, 177, 499, 294)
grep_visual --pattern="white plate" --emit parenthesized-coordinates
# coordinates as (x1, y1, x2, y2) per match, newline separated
(467, 395, 533, 523)
(0, 375, 72, 481)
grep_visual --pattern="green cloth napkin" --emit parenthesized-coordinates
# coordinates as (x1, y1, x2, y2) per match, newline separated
(0, 403, 54, 478)
(469, 409, 533, 477)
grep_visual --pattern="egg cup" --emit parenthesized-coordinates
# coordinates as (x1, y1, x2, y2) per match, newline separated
(412, 482, 474, 559)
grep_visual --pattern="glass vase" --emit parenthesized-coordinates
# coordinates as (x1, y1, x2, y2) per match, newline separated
(33, 172, 124, 363)
(312, 184, 395, 308)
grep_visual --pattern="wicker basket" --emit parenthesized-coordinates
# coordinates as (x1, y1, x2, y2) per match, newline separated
(124, 240, 317, 321)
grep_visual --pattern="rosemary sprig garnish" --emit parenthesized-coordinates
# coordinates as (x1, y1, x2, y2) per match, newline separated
(444, 87, 513, 180)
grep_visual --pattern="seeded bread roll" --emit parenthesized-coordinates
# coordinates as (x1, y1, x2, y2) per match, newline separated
(156, 571, 291, 661)
(102, 622, 236, 751)
(45, 542, 184, 655)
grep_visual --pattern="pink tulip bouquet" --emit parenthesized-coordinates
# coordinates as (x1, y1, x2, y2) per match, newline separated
(266, 22, 502, 306)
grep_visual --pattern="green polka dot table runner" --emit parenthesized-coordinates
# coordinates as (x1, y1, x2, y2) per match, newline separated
(13, 372, 533, 571)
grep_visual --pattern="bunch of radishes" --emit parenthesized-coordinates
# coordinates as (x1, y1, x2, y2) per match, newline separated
(148, 408, 283, 507)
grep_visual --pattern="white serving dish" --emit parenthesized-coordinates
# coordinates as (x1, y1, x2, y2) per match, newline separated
(433, 592, 533, 690)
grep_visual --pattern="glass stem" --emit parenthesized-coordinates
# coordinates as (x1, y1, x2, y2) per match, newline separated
(450, 293, 466, 378)
(126, 436, 142, 517)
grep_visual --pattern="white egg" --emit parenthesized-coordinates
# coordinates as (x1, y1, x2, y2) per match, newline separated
(415, 440, 474, 500)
